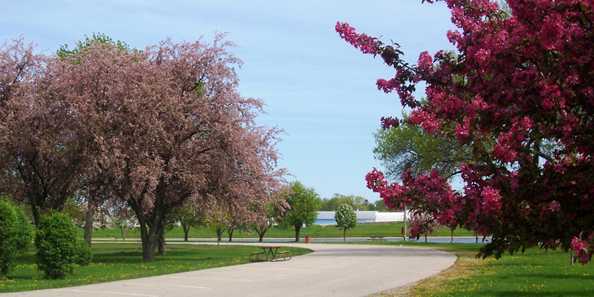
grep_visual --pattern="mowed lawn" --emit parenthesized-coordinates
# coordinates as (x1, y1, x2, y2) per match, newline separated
(374, 241, 594, 297)
(0, 243, 311, 293)
(92, 222, 474, 240)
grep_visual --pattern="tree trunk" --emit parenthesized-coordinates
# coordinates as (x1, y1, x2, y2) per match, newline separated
(120, 225, 128, 240)
(424, 234, 428, 243)
(131, 200, 163, 262)
(216, 227, 223, 245)
(294, 224, 301, 242)
(475, 232, 478, 244)
(256, 225, 268, 243)
(227, 228, 234, 242)
(343, 228, 346, 242)
(139, 223, 157, 261)
(83, 200, 96, 246)
(450, 229, 454, 243)
(157, 227, 165, 256)
(182, 223, 190, 242)
(30, 200, 41, 226)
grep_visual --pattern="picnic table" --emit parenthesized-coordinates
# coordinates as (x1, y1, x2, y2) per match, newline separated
(250, 246, 291, 262)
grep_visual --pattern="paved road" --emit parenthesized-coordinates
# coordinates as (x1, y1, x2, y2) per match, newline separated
(3, 243, 455, 297)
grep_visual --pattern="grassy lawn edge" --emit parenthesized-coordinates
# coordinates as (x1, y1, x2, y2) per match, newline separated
(0, 242, 312, 293)
(366, 241, 594, 297)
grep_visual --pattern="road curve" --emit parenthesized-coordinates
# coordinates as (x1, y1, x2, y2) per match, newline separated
(2, 243, 455, 297)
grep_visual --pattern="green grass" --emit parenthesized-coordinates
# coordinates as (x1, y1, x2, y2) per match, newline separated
(0, 243, 311, 293)
(370, 241, 594, 297)
(91, 222, 473, 240)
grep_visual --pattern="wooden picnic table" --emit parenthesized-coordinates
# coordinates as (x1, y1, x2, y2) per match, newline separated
(250, 246, 291, 262)
(260, 246, 282, 260)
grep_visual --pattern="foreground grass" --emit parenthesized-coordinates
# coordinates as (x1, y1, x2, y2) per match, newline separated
(0, 243, 310, 293)
(372, 241, 594, 297)
(92, 222, 473, 240)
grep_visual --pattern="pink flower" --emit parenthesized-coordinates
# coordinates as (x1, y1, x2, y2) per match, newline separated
(335, 22, 379, 55)
(365, 168, 387, 192)
(474, 48, 491, 66)
(376, 78, 397, 93)
(455, 117, 471, 142)
(417, 51, 433, 73)
(481, 186, 502, 215)
(408, 110, 440, 134)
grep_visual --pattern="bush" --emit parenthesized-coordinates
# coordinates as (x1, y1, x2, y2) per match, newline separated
(0, 199, 17, 277)
(13, 205, 32, 251)
(35, 212, 90, 279)
(75, 241, 92, 266)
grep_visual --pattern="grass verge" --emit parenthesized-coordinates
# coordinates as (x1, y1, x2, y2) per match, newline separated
(0, 243, 311, 293)
(370, 241, 594, 297)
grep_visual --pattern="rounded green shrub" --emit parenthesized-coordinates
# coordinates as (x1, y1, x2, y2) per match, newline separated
(35, 212, 90, 279)
(0, 199, 18, 277)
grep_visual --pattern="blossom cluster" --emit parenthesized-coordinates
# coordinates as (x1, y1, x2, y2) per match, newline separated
(380, 116, 399, 130)
(335, 22, 379, 55)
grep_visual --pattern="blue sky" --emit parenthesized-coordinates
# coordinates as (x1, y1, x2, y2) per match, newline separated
(1, 1, 455, 201)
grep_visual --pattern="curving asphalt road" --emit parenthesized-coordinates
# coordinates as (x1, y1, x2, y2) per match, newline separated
(2, 243, 455, 297)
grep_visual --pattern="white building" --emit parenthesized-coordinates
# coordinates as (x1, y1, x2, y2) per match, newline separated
(315, 210, 406, 225)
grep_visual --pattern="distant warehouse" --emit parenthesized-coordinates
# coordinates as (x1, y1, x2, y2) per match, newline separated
(315, 211, 406, 225)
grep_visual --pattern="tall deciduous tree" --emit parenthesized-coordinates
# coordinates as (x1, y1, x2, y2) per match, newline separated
(55, 36, 280, 261)
(281, 182, 320, 242)
(338, 0, 594, 261)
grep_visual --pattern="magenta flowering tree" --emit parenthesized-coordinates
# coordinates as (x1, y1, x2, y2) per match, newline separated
(339, 0, 594, 262)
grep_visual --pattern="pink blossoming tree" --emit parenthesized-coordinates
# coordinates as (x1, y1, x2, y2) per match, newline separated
(339, 0, 594, 262)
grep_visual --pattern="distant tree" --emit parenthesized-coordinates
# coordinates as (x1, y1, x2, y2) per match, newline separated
(252, 188, 290, 242)
(374, 120, 468, 180)
(280, 182, 320, 242)
(102, 202, 135, 241)
(335, 204, 357, 242)
(320, 194, 370, 211)
(172, 201, 205, 242)
(373, 121, 469, 239)
(206, 203, 228, 245)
